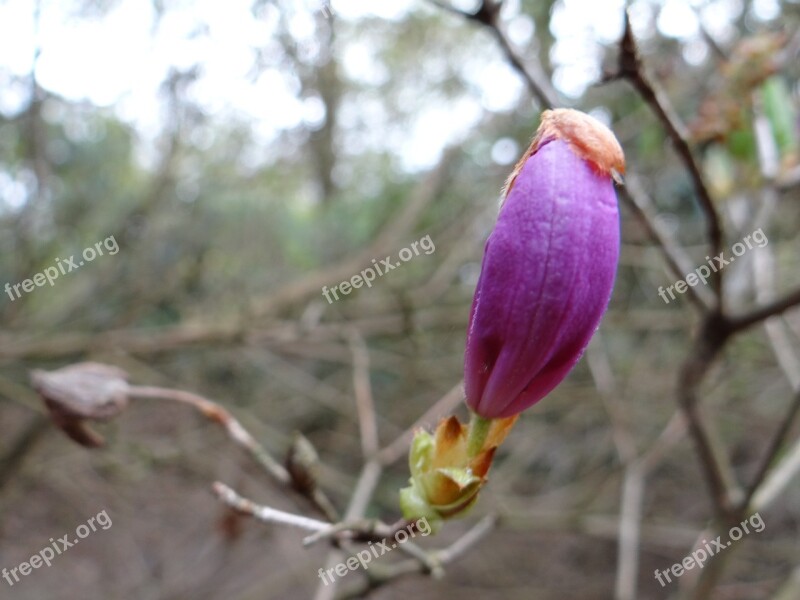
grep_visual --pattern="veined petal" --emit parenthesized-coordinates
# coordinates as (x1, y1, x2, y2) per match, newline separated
(464, 138, 619, 418)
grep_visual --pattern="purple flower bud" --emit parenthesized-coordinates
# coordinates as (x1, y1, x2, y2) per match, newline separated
(465, 109, 625, 419)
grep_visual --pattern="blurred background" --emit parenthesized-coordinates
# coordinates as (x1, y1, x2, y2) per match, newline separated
(1, 0, 799, 598)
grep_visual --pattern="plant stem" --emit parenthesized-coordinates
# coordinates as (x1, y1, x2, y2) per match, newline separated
(466, 413, 492, 457)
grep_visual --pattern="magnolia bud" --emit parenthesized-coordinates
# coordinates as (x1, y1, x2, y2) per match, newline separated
(464, 109, 625, 418)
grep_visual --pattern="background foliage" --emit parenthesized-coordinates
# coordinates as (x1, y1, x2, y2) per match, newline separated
(1, 0, 800, 598)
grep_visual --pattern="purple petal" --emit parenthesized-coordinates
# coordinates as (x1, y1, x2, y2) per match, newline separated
(464, 139, 619, 418)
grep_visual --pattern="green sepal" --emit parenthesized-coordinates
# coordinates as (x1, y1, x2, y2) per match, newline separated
(408, 430, 434, 479)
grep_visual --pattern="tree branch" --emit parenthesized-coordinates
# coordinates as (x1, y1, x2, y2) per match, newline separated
(608, 13, 724, 299)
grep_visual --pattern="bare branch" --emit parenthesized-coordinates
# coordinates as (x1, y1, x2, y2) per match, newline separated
(377, 381, 464, 465)
(212, 482, 330, 533)
(349, 331, 379, 458)
(742, 388, 800, 510)
(609, 13, 724, 299)
(728, 288, 800, 334)
(427, 0, 559, 108)
(128, 384, 339, 520)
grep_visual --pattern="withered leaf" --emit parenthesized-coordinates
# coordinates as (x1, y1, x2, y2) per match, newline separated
(30, 362, 130, 447)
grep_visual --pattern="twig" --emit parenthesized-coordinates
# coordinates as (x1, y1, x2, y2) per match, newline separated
(728, 288, 800, 334)
(337, 515, 497, 598)
(615, 464, 644, 600)
(585, 339, 645, 600)
(344, 459, 383, 522)
(303, 518, 384, 546)
(349, 332, 379, 458)
(427, 0, 558, 109)
(619, 178, 712, 311)
(608, 13, 724, 299)
(250, 144, 454, 318)
(742, 388, 800, 510)
(377, 381, 464, 465)
(314, 459, 384, 600)
(733, 106, 800, 510)
(212, 482, 330, 533)
(751, 426, 800, 512)
(433, 513, 497, 563)
(129, 385, 289, 483)
(677, 383, 738, 520)
(128, 385, 338, 520)
(772, 566, 800, 600)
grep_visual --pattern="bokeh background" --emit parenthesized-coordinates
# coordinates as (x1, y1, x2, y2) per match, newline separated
(1, 0, 800, 598)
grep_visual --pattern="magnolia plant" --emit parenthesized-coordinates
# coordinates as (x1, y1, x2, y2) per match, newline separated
(29, 108, 626, 541)
(400, 108, 626, 526)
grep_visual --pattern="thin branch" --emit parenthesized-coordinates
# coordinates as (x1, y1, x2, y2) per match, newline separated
(675, 318, 742, 523)
(128, 384, 339, 520)
(728, 288, 800, 334)
(212, 482, 330, 533)
(129, 385, 289, 483)
(619, 178, 712, 311)
(343, 459, 383, 522)
(303, 518, 386, 546)
(337, 515, 497, 599)
(314, 459, 384, 600)
(377, 381, 464, 465)
(742, 388, 800, 510)
(433, 513, 497, 563)
(349, 331, 379, 458)
(609, 13, 724, 299)
(427, 0, 558, 108)
(678, 385, 737, 520)
(615, 464, 644, 600)
(772, 566, 800, 600)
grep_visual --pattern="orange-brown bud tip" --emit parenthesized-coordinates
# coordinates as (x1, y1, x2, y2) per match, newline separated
(505, 109, 626, 196)
(534, 109, 625, 177)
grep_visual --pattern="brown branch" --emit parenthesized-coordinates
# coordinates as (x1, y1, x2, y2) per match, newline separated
(678, 389, 737, 520)
(427, 0, 558, 108)
(728, 287, 800, 334)
(609, 13, 724, 299)
(618, 178, 712, 311)
(377, 381, 464, 466)
(348, 332, 379, 458)
(250, 145, 454, 318)
(0, 304, 469, 361)
(213, 482, 331, 532)
(128, 385, 339, 521)
(741, 387, 800, 510)
(673, 308, 746, 525)
(336, 515, 497, 599)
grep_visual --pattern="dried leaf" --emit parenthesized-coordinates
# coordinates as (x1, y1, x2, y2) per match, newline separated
(30, 362, 130, 447)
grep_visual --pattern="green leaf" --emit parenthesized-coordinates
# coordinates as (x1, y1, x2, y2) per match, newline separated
(408, 429, 434, 478)
(762, 76, 798, 158)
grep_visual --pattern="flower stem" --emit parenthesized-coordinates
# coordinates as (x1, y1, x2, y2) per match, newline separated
(466, 413, 492, 458)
